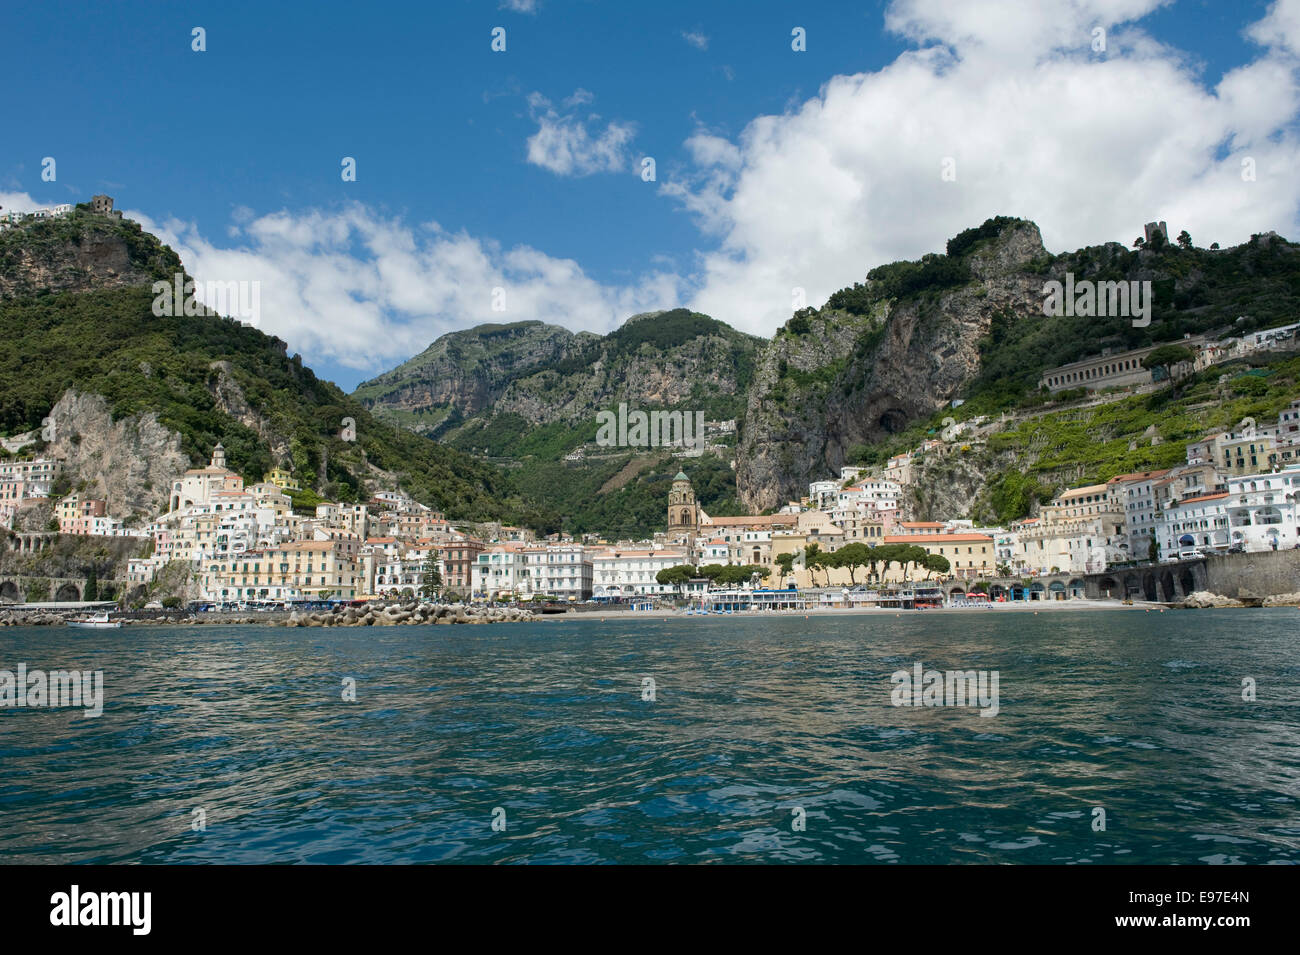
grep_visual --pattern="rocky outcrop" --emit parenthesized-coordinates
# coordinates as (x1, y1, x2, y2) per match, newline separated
(206, 361, 291, 466)
(736, 221, 1048, 510)
(353, 321, 588, 429)
(1182, 591, 1247, 609)
(0, 214, 181, 298)
(44, 389, 189, 523)
(356, 311, 762, 443)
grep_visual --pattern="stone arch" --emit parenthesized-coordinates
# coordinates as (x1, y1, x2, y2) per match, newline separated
(1160, 570, 1176, 601)
(1142, 572, 1157, 602)
(1179, 567, 1195, 595)
(1123, 573, 1141, 598)
(1049, 580, 1066, 600)
(1067, 578, 1085, 598)
(54, 582, 81, 602)
(0, 580, 18, 602)
(1097, 576, 1119, 598)
(948, 585, 966, 596)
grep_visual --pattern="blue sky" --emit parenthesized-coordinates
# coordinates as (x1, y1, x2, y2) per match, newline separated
(4, 0, 1298, 390)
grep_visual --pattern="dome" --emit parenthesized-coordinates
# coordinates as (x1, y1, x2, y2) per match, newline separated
(673, 471, 689, 482)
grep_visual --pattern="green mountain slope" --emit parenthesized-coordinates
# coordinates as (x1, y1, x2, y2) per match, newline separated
(0, 212, 545, 526)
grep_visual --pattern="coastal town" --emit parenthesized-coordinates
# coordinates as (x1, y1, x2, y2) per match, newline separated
(3, 387, 1300, 611)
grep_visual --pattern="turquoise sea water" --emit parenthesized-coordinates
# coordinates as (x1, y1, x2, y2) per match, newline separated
(1, 610, 1298, 864)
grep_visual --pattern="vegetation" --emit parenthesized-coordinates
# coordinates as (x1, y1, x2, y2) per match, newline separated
(419, 556, 442, 599)
(0, 284, 541, 523)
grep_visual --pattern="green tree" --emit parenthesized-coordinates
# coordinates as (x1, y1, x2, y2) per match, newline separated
(923, 552, 951, 579)
(901, 545, 930, 581)
(1176, 230, 1192, 250)
(84, 567, 98, 602)
(656, 564, 695, 589)
(875, 543, 904, 581)
(864, 545, 883, 583)
(802, 544, 826, 587)
(1142, 344, 1196, 394)
(835, 542, 870, 584)
(419, 555, 443, 600)
(774, 552, 796, 581)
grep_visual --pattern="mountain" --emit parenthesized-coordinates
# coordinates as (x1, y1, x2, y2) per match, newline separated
(352, 320, 594, 435)
(0, 208, 543, 527)
(359, 215, 1300, 527)
(354, 308, 764, 536)
(736, 218, 1300, 510)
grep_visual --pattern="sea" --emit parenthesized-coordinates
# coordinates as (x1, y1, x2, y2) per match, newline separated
(1, 609, 1297, 864)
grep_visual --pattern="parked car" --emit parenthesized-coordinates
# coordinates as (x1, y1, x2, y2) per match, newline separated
(1227, 542, 1245, 554)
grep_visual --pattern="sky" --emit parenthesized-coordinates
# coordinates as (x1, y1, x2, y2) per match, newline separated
(3, 0, 1299, 391)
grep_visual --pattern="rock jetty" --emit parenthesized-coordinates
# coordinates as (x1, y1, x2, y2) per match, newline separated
(284, 601, 537, 627)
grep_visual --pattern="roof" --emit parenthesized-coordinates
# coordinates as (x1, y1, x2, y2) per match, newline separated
(899, 521, 944, 528)
(1057, 483, 1110, 499)
(703, 514, 790, 526)
(1107, 469, 1171, 483)
(1173, 492, 1230, 505)
(673, 471, 690, 482)
(885, 533, 994, 544)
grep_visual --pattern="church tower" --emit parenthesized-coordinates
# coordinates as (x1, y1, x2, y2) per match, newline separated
(211, 442, 227, 470)
(667, 471, 699, 534)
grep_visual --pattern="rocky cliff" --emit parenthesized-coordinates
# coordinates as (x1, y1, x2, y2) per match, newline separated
(356, 309, 762, 447)
(44, 389, 190, 522)
(353, 321, 593, 433)
(736, 220, 1049, 510)
(0, 211, 181, 298)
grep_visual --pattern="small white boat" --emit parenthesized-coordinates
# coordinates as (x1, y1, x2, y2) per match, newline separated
(68, 611, 121, 629)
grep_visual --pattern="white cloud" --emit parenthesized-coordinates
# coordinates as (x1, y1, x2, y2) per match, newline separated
(682, 30, 709, 51)
(525, 91, 637, 176)
(128, 205, 683, 374)
(665, 0, 1300, 336)
(1248, 0, 1300, 54)
(500, 0, 539, 14)
(0, 191, 47, 215)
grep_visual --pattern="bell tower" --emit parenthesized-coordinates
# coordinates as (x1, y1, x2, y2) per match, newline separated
(667, 471, 699, 534)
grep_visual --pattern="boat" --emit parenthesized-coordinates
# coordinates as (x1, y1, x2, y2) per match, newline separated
(68, 611, 121, 629)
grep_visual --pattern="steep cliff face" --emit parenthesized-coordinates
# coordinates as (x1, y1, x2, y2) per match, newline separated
(355, 309, 762, 449)
(206, 360, 292, 466)
(736, 221, 1048, 510)
(44, 389, 190, 522)
(0, 212, 181, 297)
(486, 310, 759, 427)
(353, 321, 590, 431)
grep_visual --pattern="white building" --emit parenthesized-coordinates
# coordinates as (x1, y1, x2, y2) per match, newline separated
(590, 548, 689, 596)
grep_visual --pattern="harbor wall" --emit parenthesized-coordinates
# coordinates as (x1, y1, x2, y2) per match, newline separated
(1204, 548, 1300, 599)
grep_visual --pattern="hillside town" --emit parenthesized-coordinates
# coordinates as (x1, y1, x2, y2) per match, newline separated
(3, 391, 1300, 608)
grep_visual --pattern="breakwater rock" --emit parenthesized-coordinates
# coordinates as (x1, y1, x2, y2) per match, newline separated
(285, 602, 538, 627)
(1181, 591, 1248, 609)
(0, 608, 69, 626)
